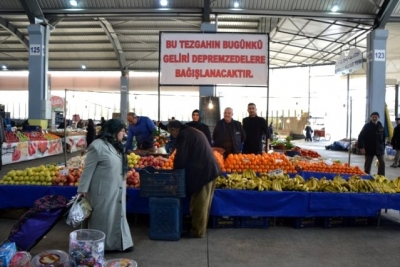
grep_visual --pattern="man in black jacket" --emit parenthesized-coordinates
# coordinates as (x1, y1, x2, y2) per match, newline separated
(357, 111, 385, 175)
(242, 103, 270, 154)
(390, 117, 400, 167)
(213, 107, 246, 158)
(168, 120, 221, 238)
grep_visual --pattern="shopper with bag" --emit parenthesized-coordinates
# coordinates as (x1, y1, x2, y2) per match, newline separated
(77, 119, 133, 252)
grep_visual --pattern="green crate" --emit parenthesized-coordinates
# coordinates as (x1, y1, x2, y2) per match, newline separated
(139, 167, 185, 197)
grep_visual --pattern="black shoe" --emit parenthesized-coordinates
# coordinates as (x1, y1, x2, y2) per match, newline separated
(123, 246, 134, 253)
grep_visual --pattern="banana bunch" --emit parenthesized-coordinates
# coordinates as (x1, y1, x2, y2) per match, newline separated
(284, 178, 309, 191)
(242, 169, 257, 179)
(305, 178, 319, 192)
(272, 179, 283, 191)
(369, 175, 397, 193)
(333, 175, 347, 185)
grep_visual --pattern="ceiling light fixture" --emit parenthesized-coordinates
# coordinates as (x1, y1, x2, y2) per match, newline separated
(233, 2, 239, 8)
(81, 65, 86, 69)
(70, 0, 78, 7)
(160, 0, 168, 7)
(2, 65, 7, 70)
(331, 5, 339, 12)
(208, 97, 214, 109)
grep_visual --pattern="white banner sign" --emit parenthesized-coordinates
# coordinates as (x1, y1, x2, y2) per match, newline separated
(335, 48, 363, 75)
(160, 33, 269, 85)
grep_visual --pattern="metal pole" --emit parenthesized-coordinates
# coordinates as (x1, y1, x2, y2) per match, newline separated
(63, 88, 68, 167)
(348, 97, 353, 165)
(266, 33, 270, 123)
(308, 66, 311, 119)
(157, 32, 162, 121)
(346, 74, 350, 138)
(395, 83, 399, 118)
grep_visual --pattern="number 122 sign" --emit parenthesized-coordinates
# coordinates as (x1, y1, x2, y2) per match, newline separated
(29, 44, 43, 56)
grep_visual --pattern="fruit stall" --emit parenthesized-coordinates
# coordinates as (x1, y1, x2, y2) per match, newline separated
(1, 132, 63, 165)
(48, 130, 87, 153)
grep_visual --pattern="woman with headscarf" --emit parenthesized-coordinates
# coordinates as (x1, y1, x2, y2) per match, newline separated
(185, 109, 212, 146)
(78, 119, 134, 252)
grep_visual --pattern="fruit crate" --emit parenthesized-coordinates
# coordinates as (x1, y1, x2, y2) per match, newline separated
(149, 197, 182, 241)
(321, 217, 347, 228)
(347, 216, 376, 227)
(139, 167, 185, 197)
(210, 216, 238, 228)
(293, 217, 319, 229)
(238, 216, 269, 228)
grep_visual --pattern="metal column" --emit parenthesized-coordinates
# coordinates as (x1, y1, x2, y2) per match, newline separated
(120, 73, 129, 121)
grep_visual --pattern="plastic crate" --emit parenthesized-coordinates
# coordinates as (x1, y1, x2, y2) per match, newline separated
(347, 216, 376, 227)
(149, 197, 182, 241)
(321, 217, 347, 228)
(238, 216, 269, 229)
(139, 167, 186, 198)
(293, 217, 319, 229)
(210, 216, 238, 228)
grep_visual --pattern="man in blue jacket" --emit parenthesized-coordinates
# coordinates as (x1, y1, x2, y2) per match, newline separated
(126, 113, 156, 153)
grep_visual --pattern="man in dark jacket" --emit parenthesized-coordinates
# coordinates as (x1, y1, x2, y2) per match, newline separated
(185, 109, 212, 146)
(168, 120, 220, 238)
(390, 117, 400, 167)
(242, 103, 269, 154)
(213, 107, 246, 158)
(357, 111, 385, 175)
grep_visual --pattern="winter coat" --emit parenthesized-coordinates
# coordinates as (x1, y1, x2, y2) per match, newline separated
(185, 121, 212, 145)
(391, 124, 400, 150)
(357, 121, 385, 156)
(78, 139, 133, 251)
(212, 119, 246, 154)
(86, 125, 96, 147)
(173, 125, 221, 196)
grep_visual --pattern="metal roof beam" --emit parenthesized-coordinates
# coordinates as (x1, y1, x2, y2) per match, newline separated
(211, 9, 376, 20)
(271, 40, 342, 56)
(48, 18, 63, 27)
(374, 0, 400, 28)
(97, 18, 127, 75)
(19, 0, 45, 24)
(0, 17, 28, 49)
(203, 0, 211, 22)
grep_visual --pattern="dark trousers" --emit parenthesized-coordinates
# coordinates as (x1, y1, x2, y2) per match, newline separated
(364, 154, 385, 175)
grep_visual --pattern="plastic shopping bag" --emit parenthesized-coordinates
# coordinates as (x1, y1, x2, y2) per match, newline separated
(66, 196, 91, 227)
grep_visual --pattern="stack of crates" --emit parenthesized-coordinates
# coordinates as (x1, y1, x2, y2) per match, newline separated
(139, 166, 186, 241)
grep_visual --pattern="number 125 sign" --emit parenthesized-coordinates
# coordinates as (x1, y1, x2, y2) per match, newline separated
(29, 44, 43, 56)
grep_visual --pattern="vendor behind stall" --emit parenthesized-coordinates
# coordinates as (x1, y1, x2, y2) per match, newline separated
(126, 112, 156, 153)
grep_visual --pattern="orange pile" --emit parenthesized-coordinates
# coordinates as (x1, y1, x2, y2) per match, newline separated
(162, 150, 175, 170)
(213, 151, 225, 170)
(296, 161, 365, 175)
(223, 152, 296, 174)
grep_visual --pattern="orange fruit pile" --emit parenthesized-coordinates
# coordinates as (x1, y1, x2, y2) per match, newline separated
(295, 161, 365, 175)
(162, 150, 175, 170)
(223, 152, 296, 174)
(213, 151, 225, 170)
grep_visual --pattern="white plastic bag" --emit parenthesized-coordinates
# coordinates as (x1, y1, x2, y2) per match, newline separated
(66, 197, 86, 228)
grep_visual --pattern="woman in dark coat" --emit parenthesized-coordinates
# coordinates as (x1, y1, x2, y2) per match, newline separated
(390, 117, 400, 167)
(185, 109, 212, 145)
(86, 119, 96, 148)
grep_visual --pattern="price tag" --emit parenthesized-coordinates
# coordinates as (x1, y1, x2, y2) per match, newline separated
(59, 168, 69, 176)
(374, 50, 385, 61)
(29, 44, 41, 56)
(324, 159, 333, 166)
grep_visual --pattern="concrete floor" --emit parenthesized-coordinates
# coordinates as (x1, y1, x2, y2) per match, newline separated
(1, 140, 400, 267)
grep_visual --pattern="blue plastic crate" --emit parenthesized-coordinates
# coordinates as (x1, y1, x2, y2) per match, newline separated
(139, 167, 186, 197)
(321, 217, 347, 228)
(239, 216, 269, 228)
(210, 216, 238, 228)
(347, 216, 376, 227)
(293, 217, 319, 229)
(149, 197, 182, 241)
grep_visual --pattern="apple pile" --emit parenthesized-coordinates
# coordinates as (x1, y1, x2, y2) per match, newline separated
(127, 152, 141, 169)
(24, 132, 47, 141)
(0, 165, 61, 186)
(136, 155, 168, 169)
(53, 167, 82, 186)
(126, 169, 140, 188)
(5, 132, 19, 143)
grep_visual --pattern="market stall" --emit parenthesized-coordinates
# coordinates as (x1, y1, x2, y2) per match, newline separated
(48, 131, 87, 153)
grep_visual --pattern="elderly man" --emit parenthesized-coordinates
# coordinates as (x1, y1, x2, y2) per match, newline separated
(213, 107, 246, 158)
(126, 112, 156, 153)
(357, 111, 385, 175)
(168, 120, 220, 238)
(242, 103, 270, 154)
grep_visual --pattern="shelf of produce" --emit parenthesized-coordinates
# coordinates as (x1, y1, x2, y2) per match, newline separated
(1, 139, 63, 165)
(0, 185, 398, 217)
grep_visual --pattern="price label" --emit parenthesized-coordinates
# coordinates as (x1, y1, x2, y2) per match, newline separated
(374, 50, 385, 61)
(29, 44, 41, 56)
(59, 168, 69, 176)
